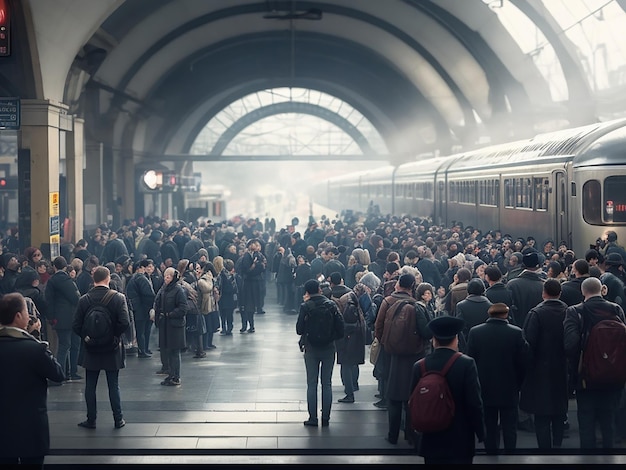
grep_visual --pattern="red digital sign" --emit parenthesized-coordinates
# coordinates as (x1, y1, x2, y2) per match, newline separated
(0, 0, 10, 57)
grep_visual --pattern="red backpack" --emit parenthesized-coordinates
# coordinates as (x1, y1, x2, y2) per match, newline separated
(579, 305, 626, 390)
(409, 352, 461, 433)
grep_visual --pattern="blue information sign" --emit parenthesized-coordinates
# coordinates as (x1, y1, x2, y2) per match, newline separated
(0, 97, 20, 130)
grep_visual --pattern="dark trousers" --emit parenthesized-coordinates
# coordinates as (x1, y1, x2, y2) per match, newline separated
(304, 344, 335, 422)
(340, 364, 359, 395)
(220, 307, 234, 333)
(55, 328, 80, 379)
(577, 389, 621, 449)
(534, 414, 565, 449)
(387, 399, 410, 443)
(135, 314, 152, 354)
(85, 369, 122, 422)
(484, 406, 518, 453)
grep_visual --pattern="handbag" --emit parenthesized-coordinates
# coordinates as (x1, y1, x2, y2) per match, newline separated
(369, 337, 381, 365)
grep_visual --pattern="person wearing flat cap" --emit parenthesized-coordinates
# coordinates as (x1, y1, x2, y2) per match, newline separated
(466, 302, 529, 455)
(410, 316, 485, 464)
(505, 250, 545, 328)
(604, 252, 626, 284)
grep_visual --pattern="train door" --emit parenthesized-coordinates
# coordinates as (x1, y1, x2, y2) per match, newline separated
(554, 170, 568, 246)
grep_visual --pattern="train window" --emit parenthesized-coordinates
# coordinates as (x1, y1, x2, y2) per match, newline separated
(534, 177, 549, 211)
(582, 180, 602, 224)
(479, 179, 499, 206)
(605, 176, 626, 223)
(504, 179, 514, 208)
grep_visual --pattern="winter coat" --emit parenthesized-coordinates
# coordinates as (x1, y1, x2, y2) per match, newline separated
(126, 272, 156, 320)
(519, 299, 568, 415)
(154, 280, 188, 350)
(335, 292, 366, 365)
(218, 270, 238, 311)
(72, 286, 131, 371)
(0, 326, 65, 459)
(45, 270, 80, 330)
(466, 318, 529, 407)
(197, 272, 219, 313)
(455, 295, 492, 343)
(506, 269, 545, 328)
(485, 282, 513, 309)
(412, 348, 485, 460)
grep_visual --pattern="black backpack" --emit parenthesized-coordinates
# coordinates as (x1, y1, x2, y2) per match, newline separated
(81, 289, 118, 352)
(305, 299, 339, 347)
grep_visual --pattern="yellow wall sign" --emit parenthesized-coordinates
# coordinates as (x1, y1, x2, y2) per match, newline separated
(49, 192, 60, 216)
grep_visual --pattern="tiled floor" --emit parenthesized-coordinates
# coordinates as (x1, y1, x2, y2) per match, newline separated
(44, 285, 626, 465)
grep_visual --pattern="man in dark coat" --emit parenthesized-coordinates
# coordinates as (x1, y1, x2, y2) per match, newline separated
(455, 278, 492, 347)
(466, 303, 529, 454)
(240, 239, 267, 326)
(564, 277, 626, 449)
(560, 259, 590, 306)
(411, 316, 485, 464)
(375, 273, 431, 445)
(520, 279, 568, 449)
(484, 265, 513, 310)
(100, 231, 129, 265)
(72, 266, 131, 429)
(45, 256, 81, 382)
(0, 293, 65, 466)
(296, 279, 345, 427)
(154, 267, 188, 386)
(126, 260, 156, 358)
(506, 251, 545, 328)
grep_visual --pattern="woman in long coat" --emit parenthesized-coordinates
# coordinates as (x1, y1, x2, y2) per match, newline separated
(154, 267, 188, 386)
(335, 285, 367, 402)
(197, 262, 220, 346)
(519, 282, 569, 449)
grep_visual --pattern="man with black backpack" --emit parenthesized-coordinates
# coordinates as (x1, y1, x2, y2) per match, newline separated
(296, 279, 344, 427)
(564, 276, 626, 450)
(72, 266, 130, 430)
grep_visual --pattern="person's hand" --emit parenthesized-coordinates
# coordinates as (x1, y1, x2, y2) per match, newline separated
(28, 318, 41, 334)
(149, 309, 155, 321)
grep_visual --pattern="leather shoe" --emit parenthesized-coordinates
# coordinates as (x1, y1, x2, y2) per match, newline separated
(303, 419, 318, 427)
(373, 400, 387, 409)
(321, 419, 329, 427)
(385, 436, 398, 445)
(114, 419, 126, 429)
(77, 420, 96, 429)
(138, 352, 152, 358)
(338, 395, 354, 403)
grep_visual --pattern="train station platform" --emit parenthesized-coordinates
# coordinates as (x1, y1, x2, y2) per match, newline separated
(43, 288, 626, 467)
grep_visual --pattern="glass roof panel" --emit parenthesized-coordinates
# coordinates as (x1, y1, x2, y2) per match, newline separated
(486, 0, 568, 101)
(541, 0, 626, 92)
(191, 88, 388, 156)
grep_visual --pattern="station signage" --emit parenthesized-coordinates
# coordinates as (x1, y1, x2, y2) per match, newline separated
(0, 97, 19, 129)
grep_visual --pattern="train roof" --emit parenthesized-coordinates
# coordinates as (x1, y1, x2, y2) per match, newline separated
(574, 124, 626, 167)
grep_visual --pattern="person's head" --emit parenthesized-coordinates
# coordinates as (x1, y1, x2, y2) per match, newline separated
(416, 282, 434, 303)
(202, 262, 217, 277)
(522, 251, 540, 270)
(428, 316, 464, 349)
(581, 276, 603, 300)
(572, 259, 589, 278)
(456, 268, 472, 283)
(329, 272, 343, 286)
(543, 278, 562, 299)
(0, 292, 28, 328)
(304, 279, 321, 296)
(224, 258, 235, 273)
(484, 265, 502, 284)
(467, 278, 485, 296)
(487, 302, 509, 318)
(359, 272, 381, 293)
(52, 256, 68, 271)
(163, 267, 178, 285)
(92, 266, 111, 286)
(396, 273, 416, 293)
(547, 261, 563, 278)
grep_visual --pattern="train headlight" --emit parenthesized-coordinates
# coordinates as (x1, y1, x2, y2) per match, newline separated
(143, 170, 159, 190)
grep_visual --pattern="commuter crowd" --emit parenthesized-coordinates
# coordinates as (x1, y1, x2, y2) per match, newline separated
(1, 212, 626, 464)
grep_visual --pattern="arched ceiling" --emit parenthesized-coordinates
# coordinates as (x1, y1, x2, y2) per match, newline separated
(9, 0, 626, 161)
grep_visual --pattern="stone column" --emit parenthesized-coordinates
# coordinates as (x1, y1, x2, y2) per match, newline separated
(18, 99, 72, 257)
(65, 117, 85, 243)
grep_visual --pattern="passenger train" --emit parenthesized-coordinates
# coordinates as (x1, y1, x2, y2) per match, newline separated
(316, 119, 626, 257)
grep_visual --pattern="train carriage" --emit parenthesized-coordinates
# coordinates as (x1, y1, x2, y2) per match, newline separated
(318, 119, 626, 257)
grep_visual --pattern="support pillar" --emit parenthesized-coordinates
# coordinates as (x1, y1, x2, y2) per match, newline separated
(18, 99, 72, 258)
(65, 117, 85, 242)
